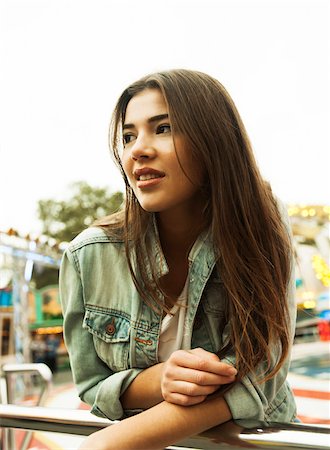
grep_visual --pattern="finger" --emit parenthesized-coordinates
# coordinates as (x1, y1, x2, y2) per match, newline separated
(163, 391, 207, 406)
(167, 366, 236, 386)
(169, 380, 220, 397)
(189, 348, 238, 376)
(171, 351, 237, 377)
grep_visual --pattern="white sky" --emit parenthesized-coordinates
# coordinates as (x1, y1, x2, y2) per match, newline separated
(0, 0, 329, 235)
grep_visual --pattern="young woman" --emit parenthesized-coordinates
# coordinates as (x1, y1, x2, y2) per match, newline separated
(60, 69, 297, 449)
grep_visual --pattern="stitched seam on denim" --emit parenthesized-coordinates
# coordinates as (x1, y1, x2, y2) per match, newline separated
(85, 306, 159, 336)
(70, 236, 123, 252)
(84, 322, 130, 341)
(85, 322, 129, 344)
(187, 261, 215, 327)
(131, 320, 160, 335)
(265, 391, 288, 417)
(85, 304, 131, 320)
(66, 249, 81, 276)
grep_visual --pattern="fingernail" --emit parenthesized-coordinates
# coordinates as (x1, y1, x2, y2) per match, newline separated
(228, 367, 237, 376)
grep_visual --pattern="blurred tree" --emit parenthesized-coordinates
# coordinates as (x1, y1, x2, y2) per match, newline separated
(32, 267, 59, 290)
(37, 181, 124, 242)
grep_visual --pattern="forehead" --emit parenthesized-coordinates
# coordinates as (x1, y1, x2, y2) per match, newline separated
(124, 89, 168, 124)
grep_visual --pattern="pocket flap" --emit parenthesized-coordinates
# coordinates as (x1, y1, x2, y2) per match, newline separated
(83, 306, 130, 343)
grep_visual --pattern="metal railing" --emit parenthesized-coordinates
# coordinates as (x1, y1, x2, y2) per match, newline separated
(1, 404, 330, 449)
(0, 363, 53, 450)
(1, 363, 53, 405)
(0, 363, 329, 449)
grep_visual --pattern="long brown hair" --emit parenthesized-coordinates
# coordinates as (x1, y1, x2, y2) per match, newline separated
(98, 69, 293, 383)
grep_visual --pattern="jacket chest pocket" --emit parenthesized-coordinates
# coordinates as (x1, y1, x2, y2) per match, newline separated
(83, 306, 130, 371)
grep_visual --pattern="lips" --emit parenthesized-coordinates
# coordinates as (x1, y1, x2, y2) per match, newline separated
(133, 167, 165, 189)
(134, 167, 165, 181)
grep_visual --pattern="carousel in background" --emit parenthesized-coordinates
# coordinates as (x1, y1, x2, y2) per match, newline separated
(289, 205, 330, 341)
(0, 204, 329, 366)
(0, 229, 67, 369)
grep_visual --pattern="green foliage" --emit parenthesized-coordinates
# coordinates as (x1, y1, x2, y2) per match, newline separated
(37, 181, 124, 242)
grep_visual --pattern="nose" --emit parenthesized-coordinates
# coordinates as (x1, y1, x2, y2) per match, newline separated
(130, 134, 156, 161)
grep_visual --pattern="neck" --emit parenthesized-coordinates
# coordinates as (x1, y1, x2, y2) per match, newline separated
(156, 208, 208, 257)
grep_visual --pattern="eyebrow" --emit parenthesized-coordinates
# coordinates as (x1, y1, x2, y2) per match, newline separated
(123, 114, 169, 130)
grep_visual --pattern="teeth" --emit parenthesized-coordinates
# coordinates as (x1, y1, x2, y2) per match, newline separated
(139, 174, 160, 181)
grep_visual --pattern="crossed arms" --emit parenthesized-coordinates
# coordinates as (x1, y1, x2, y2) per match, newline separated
(79, 348, 237, 450)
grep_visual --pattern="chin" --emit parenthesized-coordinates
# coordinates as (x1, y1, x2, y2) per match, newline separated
(139, 204, 161, 213)
(134, 194, 161, 213)
(137, 199, 169, 213)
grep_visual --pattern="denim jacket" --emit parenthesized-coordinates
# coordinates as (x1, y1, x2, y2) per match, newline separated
(59, 215, 297, 423)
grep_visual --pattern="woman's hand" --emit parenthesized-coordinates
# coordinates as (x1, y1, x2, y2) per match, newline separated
(161, 347, 237, 406)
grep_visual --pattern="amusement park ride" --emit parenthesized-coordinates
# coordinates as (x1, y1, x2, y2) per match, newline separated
(0, 230, 64, 366)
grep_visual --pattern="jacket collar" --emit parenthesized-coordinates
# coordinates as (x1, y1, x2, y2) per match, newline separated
(150, 214, 217, 279)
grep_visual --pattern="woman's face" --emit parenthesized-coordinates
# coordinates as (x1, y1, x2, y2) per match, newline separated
(121, 89, 205, 218)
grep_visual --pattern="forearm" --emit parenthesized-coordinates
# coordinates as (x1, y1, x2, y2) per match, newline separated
(120, 362, 164, 409)
(121, 348, 237, 411)
(80, 395, 232, 450)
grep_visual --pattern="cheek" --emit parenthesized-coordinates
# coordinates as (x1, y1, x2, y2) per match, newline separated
(121, 154, 132, 179)
(174, 138, 205, 184)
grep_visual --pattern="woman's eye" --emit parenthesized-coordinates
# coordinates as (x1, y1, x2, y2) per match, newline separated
(156, 124, 171, 134)
(123, 134, 135, 145)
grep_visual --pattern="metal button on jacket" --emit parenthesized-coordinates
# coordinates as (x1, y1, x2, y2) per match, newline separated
(106, 321, 116, 335)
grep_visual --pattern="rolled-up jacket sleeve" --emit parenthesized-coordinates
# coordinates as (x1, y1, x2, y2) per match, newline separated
(59, 249, 143, 420)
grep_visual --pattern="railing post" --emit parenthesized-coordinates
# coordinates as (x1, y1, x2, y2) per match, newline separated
(1, 363, 53, 450)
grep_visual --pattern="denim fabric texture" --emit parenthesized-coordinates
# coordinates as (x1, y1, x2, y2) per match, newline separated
(59, 213, 297, 422)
